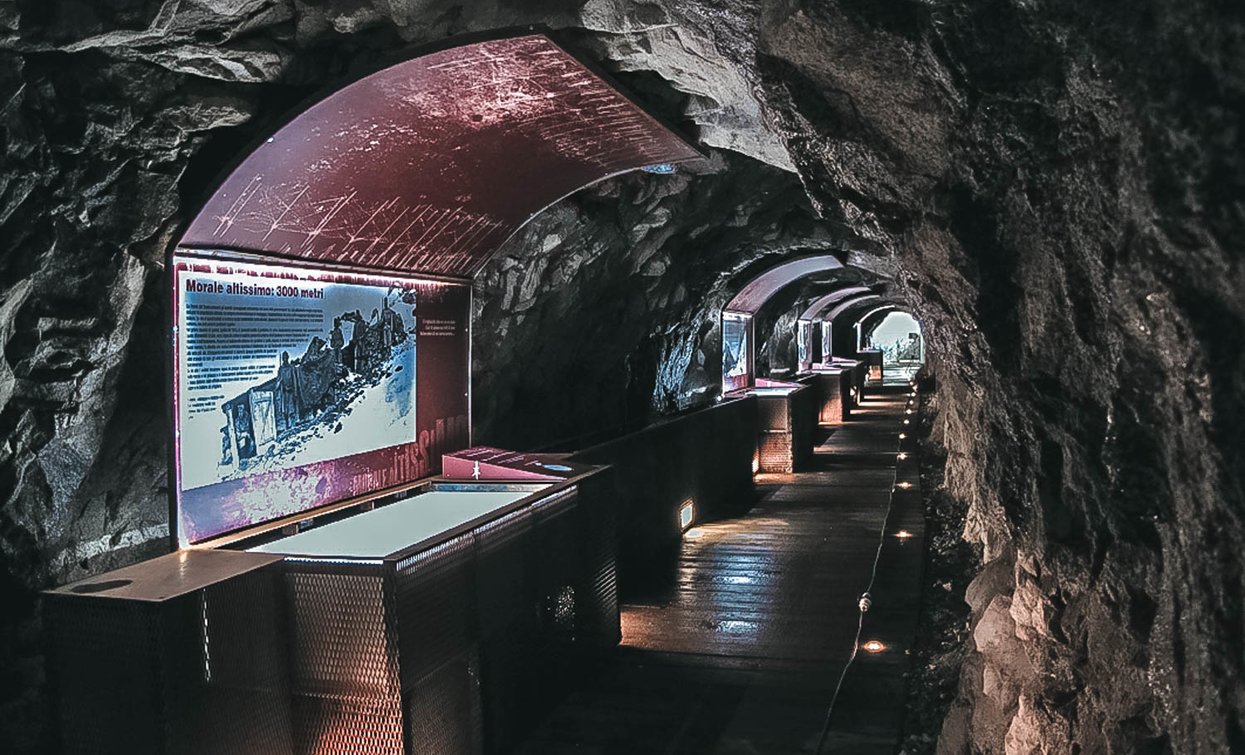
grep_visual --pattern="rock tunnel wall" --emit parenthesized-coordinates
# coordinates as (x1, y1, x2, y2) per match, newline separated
(1, 1, 1242, 753)
(753, 2, 1245, 751)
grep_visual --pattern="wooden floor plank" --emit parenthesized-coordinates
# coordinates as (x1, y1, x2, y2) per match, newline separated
(511, 387, 922, 755)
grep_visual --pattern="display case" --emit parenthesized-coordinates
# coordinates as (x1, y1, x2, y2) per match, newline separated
(47, 249, 612, 755)
(859, 348, 885, 381)
(242, 476, 610, 755)
(45, 550, 293, 755)
(733, 379, 815, 473)
(721, 312, 753, 393)
(797, 318, 814, 373)
(829, 357, 867, 408)
(801, 363, 852, 424)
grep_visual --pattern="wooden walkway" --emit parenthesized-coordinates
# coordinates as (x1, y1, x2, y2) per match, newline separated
(513, 386, 923, 755)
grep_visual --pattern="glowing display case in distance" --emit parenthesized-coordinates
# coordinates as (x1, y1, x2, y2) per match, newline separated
(797, 319, 813, 372)
(722, 312, 752, 393)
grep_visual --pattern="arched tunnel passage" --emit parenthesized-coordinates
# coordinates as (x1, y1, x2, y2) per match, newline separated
(37, 31, 924, 753)
(860, 309, 925, 384)
(5, 4, 1243, 755)
(720, 253, 846, 392)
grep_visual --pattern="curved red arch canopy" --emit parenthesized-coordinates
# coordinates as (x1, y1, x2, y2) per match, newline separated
(824, 294, 885, 322)
(723, 254, 844, 314)
(798, 286, 875, 321)
(857, 304, 904, 329)
(179, 34, 702, 277)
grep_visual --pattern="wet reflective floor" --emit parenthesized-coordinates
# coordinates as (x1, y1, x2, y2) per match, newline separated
(512, 387, 923, 754)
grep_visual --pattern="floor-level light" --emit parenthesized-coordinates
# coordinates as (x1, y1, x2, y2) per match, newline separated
(679, 500, 695, 531)
(895, 529, 913, 540)
(862, 640, 886, 653)
(896, 481, 912, 489)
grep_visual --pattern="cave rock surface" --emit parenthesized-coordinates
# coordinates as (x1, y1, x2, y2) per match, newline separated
(2, 1, 1243, 753)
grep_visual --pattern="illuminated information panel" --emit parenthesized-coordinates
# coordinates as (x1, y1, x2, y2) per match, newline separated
(722, 313, 751, 393)
(172, 254, 470, 544)
(797, 319, 813, 372)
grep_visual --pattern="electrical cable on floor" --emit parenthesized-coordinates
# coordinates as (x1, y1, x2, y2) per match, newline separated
(813, 396, 906, 755)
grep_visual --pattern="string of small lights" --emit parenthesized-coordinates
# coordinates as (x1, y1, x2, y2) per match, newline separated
(815, 383, 917, 754)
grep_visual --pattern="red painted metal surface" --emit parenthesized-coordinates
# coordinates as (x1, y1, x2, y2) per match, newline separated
(797, 286, 875, 321)
(180, 35, 701, 278)
(824, 294, 884, 323)
(723, 255, 843, 315)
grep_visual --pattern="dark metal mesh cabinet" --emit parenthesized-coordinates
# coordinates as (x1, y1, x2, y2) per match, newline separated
(393, 534, 483, 755)
(473, 505, 537, 753)
(852, 362, 867, 410)
(273, 480, 613, 755)
(789, 386, 816, 469)
(528, 491, 582, 677)
(281, 544, 483, 755)
(44, 550, 293, 755)
(757, 429, 795, 472)
(799, 370, 850, 425)
(755, 387, 814, 473)
(757, 393, 792, 432)
(834, 369, 853, 421)
(568, 400, 753, 599)
(282, 562, 406, 755)
(472, 487, 608, 753)
(566, 469, 619, 650)
(860, 348, 884, 380)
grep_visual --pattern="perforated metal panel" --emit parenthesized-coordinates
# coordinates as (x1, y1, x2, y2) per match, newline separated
(822, 376, 846, 423)
(569, 471, 620, 649)
(394, 534, 477, 689)
(758, 431, 795, 473)
(474, 508, 537, 753)
(50, 479, 614, 755)
(757, 394, 792, 431)
(195, 574, 296, 753)
(45, 560, 293, 755)
(530, 493, 578, 599)
(755, 390, 816, 473)
(284, 565, 404, 755)
(45, 598, 165, 754)
(789, 387, 816, 470)
(569, 400, 752, 598)
(474, 508, 533, 637)
(405, 651, 484, 755)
